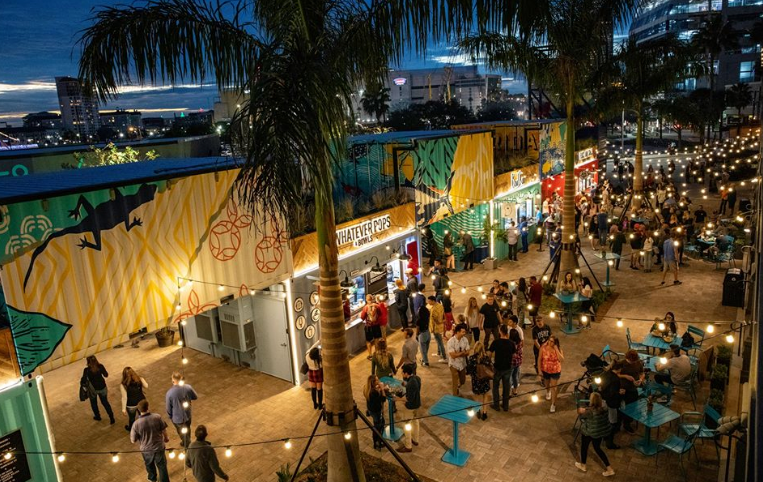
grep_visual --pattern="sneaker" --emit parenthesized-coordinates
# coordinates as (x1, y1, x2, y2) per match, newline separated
(603, 468, 616, 477)
(674, 280, 682, 285)
(422, 362, 430, 367)
(93, 416, 101, 421)
(438, 358, 448, 363)
(575, 462, 587, 473)
(412, 441, 419, 446)
(397, 447, 412, 453)
(550, 405, 556, 413)
(481, 412, 488, 421)
(546, 391, 552, 400)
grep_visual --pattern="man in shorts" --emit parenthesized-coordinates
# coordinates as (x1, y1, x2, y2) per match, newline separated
(660, 234, 681, 285)
(361, 295, 382, 359)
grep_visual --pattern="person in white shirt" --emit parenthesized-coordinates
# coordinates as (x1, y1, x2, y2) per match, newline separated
(506, 222, 520, 261)
(446, 323, 471, 396)
(654, 345, 692, 386)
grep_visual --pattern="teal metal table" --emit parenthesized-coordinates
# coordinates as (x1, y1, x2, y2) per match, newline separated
(593, 252, 620, 287)
(379, 376, 404, 441)
(428, 394, 481, 466)
(554, 292, 589, 335)
(642, 333, 676, 354)
(620, 398, 679, 455)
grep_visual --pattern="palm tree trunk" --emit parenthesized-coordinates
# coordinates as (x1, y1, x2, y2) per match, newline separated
(560, 94, 579, 276)
(633, 108, 644, 194)
(315, 182, 366, 482)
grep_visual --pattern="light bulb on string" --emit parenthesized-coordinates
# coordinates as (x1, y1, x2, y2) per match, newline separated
(177, 340, 183, 347)
(284, 440, 292, 450)
(726, 334, 734, 343)
(467, 409, 475, 417)
(344, 432, 352, 440)
(616, 319, 623, 328)
(182, 357, 189, 365)
(706, 325, 715, 334)
(531, 394, 539, 403)
(3, 453, 12, 461)
(659, 357, 668, 365)
(168, 450, 176, 459)
(218, 284, 225, 291)
(57, 453, 66, 463)
(461, 287, 466, 294)
(178, 452, 185, 461)
(181, 426, 188, 434)
(111, 454, 120, 463)
(405, 423, 412, 431)
(225, 447, 232, 457)
(182, 401, 189, 409)
(594, 377, 601, 385)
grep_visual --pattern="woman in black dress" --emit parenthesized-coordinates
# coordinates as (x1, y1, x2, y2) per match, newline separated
(82, 355, 115, 423)
(466, 342, 492, 421)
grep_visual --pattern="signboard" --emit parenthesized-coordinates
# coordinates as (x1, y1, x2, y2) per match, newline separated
(392, 77, 407, 86)
(335, 214, 391, 248)
(575, 147, 596, 166)
(510, 170, 525, 190)
(0, 430, 31, 482)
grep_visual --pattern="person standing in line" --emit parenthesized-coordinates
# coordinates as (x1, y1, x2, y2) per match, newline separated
(508, 328, 523, 397)
(396, 364, 421, 453)
(305, 347, 323, 409)
(460, 231, 475, 270)
(166, 372, 198, 448)
(519, 216, 530, 253)
(463, 297, 481, 343)
(513, 278, 528, 327)
(446, 323, 471, 396)
(130, 399, 170, 482)
(376, 294, 389, 340)
(364, 375, 387, 451)
(479, 293, 502, 349)
(727, 185, 737, 215)
(596, 209, 609, 248)
(719, 188, 729, 214)
(406, 270, 419, 323)
(506, 221, 519, 261)
(416, 295, 431, 367)
(466, 341, 493, 420)
(660, 234, 681, 285)
(489, 325, 516, 411)
(575, 393, 616, 477)
(82, 355, 115, 424)
(441, 290, 455, 333)
(394, 279, 410, 330)
(528, 276, 543, 325)
(371, 339, 396, 379)
(185, 425, 230, 482)
(121, 367, 148, 432)
(443, 231, 456, 270)
(538, 335, 564, 413)
(427, 296, 447, 362)
(531, 316, 551, 376)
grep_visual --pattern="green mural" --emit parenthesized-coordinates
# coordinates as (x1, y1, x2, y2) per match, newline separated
(8, 307, 71, 376)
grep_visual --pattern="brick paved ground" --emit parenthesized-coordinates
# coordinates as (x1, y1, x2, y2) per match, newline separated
(42, 167, 745, 482)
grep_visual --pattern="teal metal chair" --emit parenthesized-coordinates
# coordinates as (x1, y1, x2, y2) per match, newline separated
(656, 426, 701, 481)
(626, 328, 648, 353)
(714, 245, 736, 269)
(679, 404, 722, 460)
(681, 326, 705, 352)
(673, 363, 699, 409)
(601, 344, 623, 362)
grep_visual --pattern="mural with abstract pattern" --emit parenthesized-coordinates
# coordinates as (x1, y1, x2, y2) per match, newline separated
(0, 169, 292, 375)
(539, 121, 566, 179)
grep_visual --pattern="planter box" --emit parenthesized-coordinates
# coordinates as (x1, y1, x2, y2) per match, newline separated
(483, 258, 497, 270)
(155, 330, 176, 347)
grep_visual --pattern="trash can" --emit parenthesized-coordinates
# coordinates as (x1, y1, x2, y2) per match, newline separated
(738, 198, 751, 214)
(722, 268, 745, 307)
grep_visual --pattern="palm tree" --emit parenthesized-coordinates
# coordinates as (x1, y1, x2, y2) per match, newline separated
(76, 1, 485, 480)
(360, 82, 391, 124)
(599, 36, 692, 194)
(727, 82, 753, 136)
(692, 14, 739, 93)
(461, 0, 637, 273)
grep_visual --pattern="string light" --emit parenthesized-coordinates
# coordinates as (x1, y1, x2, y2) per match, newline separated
(168, 450, 176, 459)
(707, 325, 715, 334)
(466, 409, 475, 417)
(616, 319, 623, 328)
(57, 453, 66, 463)
(111, 453, 120, 463)
(182, 357, 189, 365)
(531, 394, 539, 403)
(593, 377, 601, 385)
(4, 452, 12, 461)
(182, 401, 189, 409)
(659, 357, 668, 365)
(726, 334, 735, 343)
(284, 440, 292, 450)
(404, 423, 412, 431)
(178, 452, 185, 461)
(225, 447, 232, 457)
(177, 340, 183, 347)
(344, 432, 352, 440)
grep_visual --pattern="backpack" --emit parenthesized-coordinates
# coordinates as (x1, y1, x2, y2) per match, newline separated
(681, 332, 695, 348)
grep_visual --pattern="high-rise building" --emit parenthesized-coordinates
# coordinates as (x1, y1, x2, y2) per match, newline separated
(629, 1, 763, 91)
(99, 109, 142, 138)
(55, 76, 101, 139)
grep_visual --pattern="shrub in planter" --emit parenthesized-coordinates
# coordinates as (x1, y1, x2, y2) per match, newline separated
(708, 388, 725, 414)
(155, 326, 176, 347)
(710, 364, 729, 391)
(716, 344, 732, 366)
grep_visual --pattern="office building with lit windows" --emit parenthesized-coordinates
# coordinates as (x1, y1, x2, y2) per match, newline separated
(55, 76, 101, 139)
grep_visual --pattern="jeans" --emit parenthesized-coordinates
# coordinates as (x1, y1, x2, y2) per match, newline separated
(141, 450, 169, 482)
(450, 367, 466, 395)
(508, 243, 518, 261)
(581, 435, 610, 466)
(433, 333, 446, 358)
(463, 251, 474, 270)
(470, 327, 481, 343)
(369, 409, 385, 448)
(654, 372, 673, 386)
(493, 369, 512, 409)
(418, 331, 431, 364)
(515, 302, 526, 326)
(398, 308, 409, 329)
(510, 365, 520, 390)
(400, 407, 420, 449)
(173, 420, 191, 448)
(126, 406, 138, 430)
(521, 234, 529, 253)
(89, 388, 114, 420)
(482, 326, 499, 351)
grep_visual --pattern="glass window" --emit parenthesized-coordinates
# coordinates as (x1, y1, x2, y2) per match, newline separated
(348, 275, 366, 313)
(740, 61, 755, 82)
(386, 260, 402, 303)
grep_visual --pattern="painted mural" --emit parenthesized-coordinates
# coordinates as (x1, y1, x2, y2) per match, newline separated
(539, 121, 566, 179)
(0, 169, 292, 375)
(428, 203, 489, 262)
(333, 142, 414, 206)
(414, 132, 494, 225)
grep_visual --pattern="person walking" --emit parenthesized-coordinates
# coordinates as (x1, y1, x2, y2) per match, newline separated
(121, 366, 148, 431)
(364, 375, 387, 451)
(463, 297, 481, 343)
(394, 278, 410, 330)
(428, 296, 446, 362)
(519, 216, 529, 253)
(660, 234, 681, 285)
(528, 276, 542, 324)
(643, 235, 654, 272)
(479, 293, 502, 349)
(531, 316, 551, 375)
(443, 231, 456, 270)
(305, 347, 324, 409)
(460, 230, 475, 270)
(185, 425, 230, 482)
(446, 323, 470, 396)
(372, 339, 397, 379)
(130, 399, 170, 482)
(396, 328, 419, 372)
(575, 392, 616, 477)
(416, 296, 431, 367)
(609, 226, 626, 270)
(513, 278, 528, 327)
(166, 372, 198, 448)
(376, 294, 389, 340)
(82, 355, 115, 424)
(506, 221, 519, 261)
(424, 228, 439, 268)
(509, 328, 523, 396)
(538, 335, 563, 413)
(489, 325, 516, 411)
(466, 341, 493, 420)
(396, 364, 421, 453)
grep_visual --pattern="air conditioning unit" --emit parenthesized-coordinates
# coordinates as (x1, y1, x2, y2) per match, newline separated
(194, 312, 218, 343)
(218, 297, 256, 351)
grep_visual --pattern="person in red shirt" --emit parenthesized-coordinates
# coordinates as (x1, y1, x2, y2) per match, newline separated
(376, 294, 389, 339)
(528, 276, 543, 325)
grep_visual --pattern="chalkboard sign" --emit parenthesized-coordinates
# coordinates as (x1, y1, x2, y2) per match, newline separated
(0, 430, 31, 482)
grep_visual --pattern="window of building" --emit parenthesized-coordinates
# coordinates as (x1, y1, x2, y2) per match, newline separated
(740, 61, 755, 82)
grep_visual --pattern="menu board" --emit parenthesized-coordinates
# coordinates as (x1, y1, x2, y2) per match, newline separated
(0, 430, 31, 482)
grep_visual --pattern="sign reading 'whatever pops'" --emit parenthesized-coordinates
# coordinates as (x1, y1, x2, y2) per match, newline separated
(335, 214, 391, 247)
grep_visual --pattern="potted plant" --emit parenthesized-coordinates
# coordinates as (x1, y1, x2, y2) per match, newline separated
(155, 325, 176, 347)
(481, 217, 501, 270)
(710, 364, 729, 391)
(708, 388, 725, 414)
(716, 344, 732, 367)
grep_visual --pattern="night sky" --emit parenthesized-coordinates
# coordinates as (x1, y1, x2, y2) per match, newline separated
(1, 0, 504, 126)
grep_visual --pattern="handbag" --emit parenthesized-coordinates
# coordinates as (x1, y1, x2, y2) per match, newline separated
(476, 361, 494, 380)
(300, 360, 309, 375)
(79, 375, 95, 401)
(79, 383, 89, 402)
